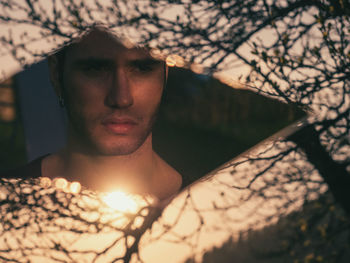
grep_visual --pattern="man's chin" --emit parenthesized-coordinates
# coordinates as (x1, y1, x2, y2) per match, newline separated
(97, 146, 140, 156)
(94, 136, 149, 156)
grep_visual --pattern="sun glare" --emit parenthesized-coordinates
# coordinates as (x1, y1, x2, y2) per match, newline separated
(102, 190, 139, 213)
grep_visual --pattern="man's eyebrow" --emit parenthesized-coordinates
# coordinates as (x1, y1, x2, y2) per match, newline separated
(73, 57, 114, 66)
(128, 58, 163, 65)
(73, 57, 163, 66)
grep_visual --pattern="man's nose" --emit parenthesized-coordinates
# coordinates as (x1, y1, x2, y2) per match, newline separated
(105, 68, 133, 108)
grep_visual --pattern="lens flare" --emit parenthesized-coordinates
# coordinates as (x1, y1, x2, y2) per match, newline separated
(102, 190, 139, 213)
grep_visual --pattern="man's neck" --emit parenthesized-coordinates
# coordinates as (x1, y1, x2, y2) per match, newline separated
(42, 135, 182, 200)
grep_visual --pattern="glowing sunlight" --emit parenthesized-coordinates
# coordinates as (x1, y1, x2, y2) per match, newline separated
(102, 190, 140, 213)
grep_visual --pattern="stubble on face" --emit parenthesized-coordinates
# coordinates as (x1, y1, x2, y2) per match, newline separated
(65, 99, 160, 156)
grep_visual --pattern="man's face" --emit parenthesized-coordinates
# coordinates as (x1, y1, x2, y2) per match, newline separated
(58, 30, 165, 155)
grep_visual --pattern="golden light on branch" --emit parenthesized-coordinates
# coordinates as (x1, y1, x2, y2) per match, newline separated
(39, 177, 52, 188)
(213, 72, 247, 90)
(166, 54, 185, 67)
(40, 177, 81, 194)
(53, 177, 68, 190)
(0, 178, 160, 262)
(69, 181, 81, 194)
(165, 56, 176, 67)
(190, 63, 204, 74)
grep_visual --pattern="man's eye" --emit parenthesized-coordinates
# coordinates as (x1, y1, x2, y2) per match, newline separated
(136, 64, 153, 72)
(132, 63, 153, 72)
(81, 63, 111, 73)
(131, 61, 160, 73)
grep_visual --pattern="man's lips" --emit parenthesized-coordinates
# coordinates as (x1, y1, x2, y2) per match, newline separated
(102, 117, 138, 134)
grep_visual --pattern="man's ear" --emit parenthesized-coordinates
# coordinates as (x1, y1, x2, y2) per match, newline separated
(47, 55, 62, 97)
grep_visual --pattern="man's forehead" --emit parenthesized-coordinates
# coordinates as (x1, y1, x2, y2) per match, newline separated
(67, 29, 151, 59)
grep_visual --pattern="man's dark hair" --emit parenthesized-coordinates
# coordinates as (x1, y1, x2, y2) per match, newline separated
(54, 46, 68, 86)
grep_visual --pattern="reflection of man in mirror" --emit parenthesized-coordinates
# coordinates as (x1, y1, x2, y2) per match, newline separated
(4, 27, 182, 200)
